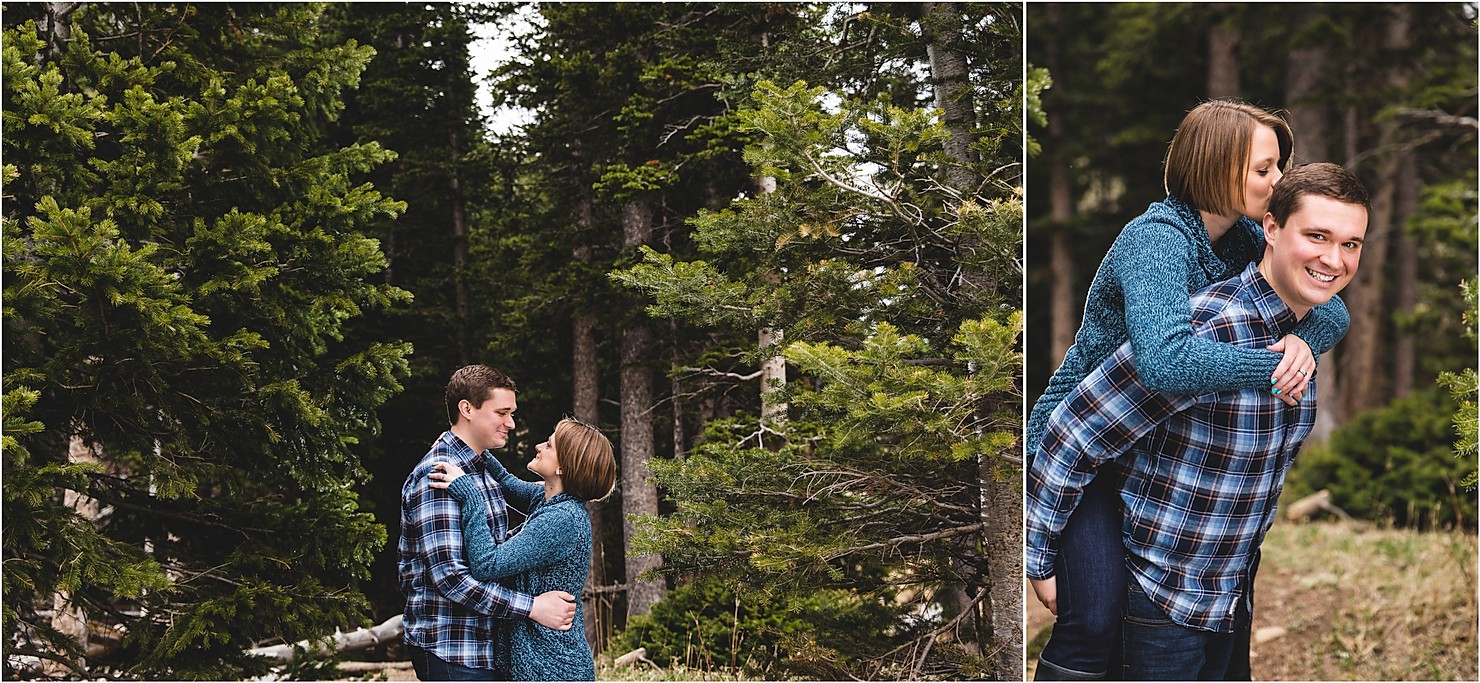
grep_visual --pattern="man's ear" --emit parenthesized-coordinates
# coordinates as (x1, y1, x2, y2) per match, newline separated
(457, 399, 473, 421)
(1262, 212, 1280, 242)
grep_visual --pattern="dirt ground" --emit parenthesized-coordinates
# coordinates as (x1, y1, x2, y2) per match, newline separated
(1025, 521, 1479, 681)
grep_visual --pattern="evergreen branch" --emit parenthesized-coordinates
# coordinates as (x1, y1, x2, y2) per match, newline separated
(824, 522, 985, 560)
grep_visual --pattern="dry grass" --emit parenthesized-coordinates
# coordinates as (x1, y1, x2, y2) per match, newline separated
(1027, 520, 1479, 681)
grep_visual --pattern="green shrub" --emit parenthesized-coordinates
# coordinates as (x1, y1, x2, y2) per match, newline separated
(609, 575, 897, 678)
(1285, 387, 1477, 530)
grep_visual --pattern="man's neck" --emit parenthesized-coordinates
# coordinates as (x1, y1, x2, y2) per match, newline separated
(1256, 260, 1310, 321)
(448, 424, 486, 455)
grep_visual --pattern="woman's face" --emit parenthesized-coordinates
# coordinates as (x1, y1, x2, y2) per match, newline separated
(529, 431, 562, 481)
(1239, 124, 1283, 221)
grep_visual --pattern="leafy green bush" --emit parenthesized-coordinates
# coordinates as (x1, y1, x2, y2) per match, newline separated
(1285, 387, 1477, 530)
(609, 575, 898, 679)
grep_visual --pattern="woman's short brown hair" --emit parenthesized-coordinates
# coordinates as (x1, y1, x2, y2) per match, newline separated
(552, 418, 616, 502)
(1164, 99, 1293, 217)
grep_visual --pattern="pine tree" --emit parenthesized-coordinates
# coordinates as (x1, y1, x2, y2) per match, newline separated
(612, 2, 1025, 673)
(3, 5, 409, 678)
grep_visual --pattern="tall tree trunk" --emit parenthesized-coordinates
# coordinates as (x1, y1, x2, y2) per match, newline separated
(1207, 6, 1241, 98)
(1338, 8, 1411, 419)
(757, 173, 788, 435)
(1285, 4, 1341, 441)
(1391, 153, 1419, 398)
(570, 167, 609, 651)
(922, 3, 1020, 677)
(1047, 132, 1076, 365)
(1043, 4, 1077, 368)
(42, 2, 76, 61)
(449, 127, 472, 365)
(620, 198, 665, 618)
(1285, 5, 1331, 164)
(47, 433, 97, 677)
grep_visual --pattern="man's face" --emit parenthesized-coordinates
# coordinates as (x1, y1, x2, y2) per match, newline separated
(1261, 195, 1368, 318)
(463, 388, 517, 451)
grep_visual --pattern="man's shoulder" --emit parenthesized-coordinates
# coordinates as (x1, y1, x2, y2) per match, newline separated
(1188, 274, 1260, 340)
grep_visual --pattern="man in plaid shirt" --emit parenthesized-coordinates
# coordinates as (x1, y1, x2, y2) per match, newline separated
(1026, 163, 1369, 680)
(399, 365, 578, 680)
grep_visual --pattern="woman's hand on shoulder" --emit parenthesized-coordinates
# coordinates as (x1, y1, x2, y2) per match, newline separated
(428, 461, 466, 489)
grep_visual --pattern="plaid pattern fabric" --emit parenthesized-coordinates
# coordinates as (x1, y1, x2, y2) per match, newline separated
(399, 431, 531, 670)
(1026, 262, 1317, 633)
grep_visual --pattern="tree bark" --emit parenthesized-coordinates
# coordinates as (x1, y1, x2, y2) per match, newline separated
(620, 198, 665, 618)
(922, 3, 1020, 677)
(570, 169, 609, 652)
(1043, 4, 1077, 368)
(1390, 153, 1419, 398)
(450, 127, 472, 366)
(1207, 7, 1241, 99)
(1284, 5, 1331, 164)
(246, 614, 405, 662)
(1338, 7, 1411, 419)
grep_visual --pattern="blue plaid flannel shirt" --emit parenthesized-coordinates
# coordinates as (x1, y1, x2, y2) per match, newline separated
(399, 431, 532, 669)
(1025, 262, 1317, 633)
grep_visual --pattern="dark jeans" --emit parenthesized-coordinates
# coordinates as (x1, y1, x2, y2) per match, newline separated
(1035, 474, 1125, 681)
(407, 644, 507, 681)
(1122, 580, 1236, 680)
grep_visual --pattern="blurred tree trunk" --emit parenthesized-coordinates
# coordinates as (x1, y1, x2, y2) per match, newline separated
(1207, 5, 1241, 98)
(1339, 6, 1411, 419)
(570, 160, 609, 651)
(1285, 5, 1331, 164)
(1391, 153, 1419, 398)
(450, 127, 472, 365)
(1285, 4, 1339, 441)
(620, 198, 665, 618)
(1043, 4, 1077, 367)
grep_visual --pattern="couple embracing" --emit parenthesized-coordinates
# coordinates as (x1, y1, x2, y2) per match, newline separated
(398, 365, 615, 681)
(1026, 100, 1371, 680)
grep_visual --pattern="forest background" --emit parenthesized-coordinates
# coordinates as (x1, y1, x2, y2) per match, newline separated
(3, 2, 1024, 681)
(1025, 3, 1478, 680)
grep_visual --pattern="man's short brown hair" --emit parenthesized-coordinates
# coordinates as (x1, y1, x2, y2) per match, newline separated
(1267, 162, 1371, 227)
(445, 365, 517, 426)
(551, 418, 615, 502)
(1164, 99, 1293, 217)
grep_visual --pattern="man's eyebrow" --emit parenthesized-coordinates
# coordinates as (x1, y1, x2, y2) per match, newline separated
(1304, 225, 1365, 244)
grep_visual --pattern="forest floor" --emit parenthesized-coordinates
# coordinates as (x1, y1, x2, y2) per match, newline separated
(1026, 519, 1479, 681)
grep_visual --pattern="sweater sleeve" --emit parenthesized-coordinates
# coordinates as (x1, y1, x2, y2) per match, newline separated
(481, 455, 545, 514)
(1114, 222, 1287, 394)
(1216, 219, 1350, 355)
(450, 477, 580, 583)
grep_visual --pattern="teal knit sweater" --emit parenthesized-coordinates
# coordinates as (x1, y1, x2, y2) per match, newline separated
(448, 460, 594, 681)
(1025, 195, 1349, 456)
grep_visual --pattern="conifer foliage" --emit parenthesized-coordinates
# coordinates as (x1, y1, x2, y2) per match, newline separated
(3, 5, 410, 678)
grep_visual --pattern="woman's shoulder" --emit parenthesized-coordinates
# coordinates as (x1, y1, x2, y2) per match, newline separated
(531, 494, 590, 526)
(1117, 196, 1202, 244)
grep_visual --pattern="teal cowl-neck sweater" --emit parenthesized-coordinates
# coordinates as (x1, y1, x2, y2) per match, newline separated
(1025, 195, 1349, 457)
(448, 460, 595, 681)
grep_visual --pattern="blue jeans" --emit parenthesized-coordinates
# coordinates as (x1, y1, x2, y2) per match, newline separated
(1121, 580, 1235, 681)
(1035, 474, 1125, 680)
(407, 644, 507, 681)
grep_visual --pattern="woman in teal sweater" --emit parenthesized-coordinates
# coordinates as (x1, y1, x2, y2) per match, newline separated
(430, 418, 616, 681)
(1027, 100, 1349, 680)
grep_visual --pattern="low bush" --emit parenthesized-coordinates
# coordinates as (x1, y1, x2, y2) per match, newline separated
(1285, 387, 1476, 530)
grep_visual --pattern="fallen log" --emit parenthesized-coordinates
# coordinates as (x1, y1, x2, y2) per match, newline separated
(612, 646, 658, 669)
(247, 614, 403, 663)
(1284, 489, 1353, 523)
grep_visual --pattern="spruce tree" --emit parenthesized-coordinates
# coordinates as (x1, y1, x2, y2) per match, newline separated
(3, 5, 409, 678)
(611, 2, 1025, 674)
